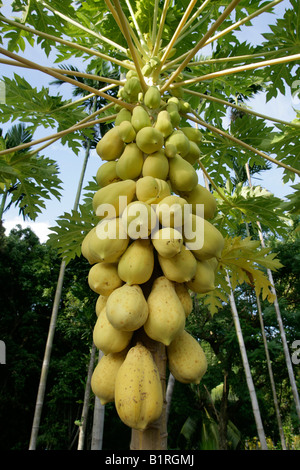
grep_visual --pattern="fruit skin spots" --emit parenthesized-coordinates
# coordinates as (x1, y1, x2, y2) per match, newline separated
(83, 75, 224, 430)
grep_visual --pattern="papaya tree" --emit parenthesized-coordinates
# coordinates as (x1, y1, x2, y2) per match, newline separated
(0, 0, 299, 451)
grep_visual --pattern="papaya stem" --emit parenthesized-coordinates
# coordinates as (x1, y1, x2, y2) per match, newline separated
(124, 0, 149, 54)
(183, 88, 300, 129)
(153, 0, 171, 57)
(188, 111, 300, 176)
(160, 0, 242, 93)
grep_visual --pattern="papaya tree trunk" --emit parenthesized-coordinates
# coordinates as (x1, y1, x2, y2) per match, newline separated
(165, 373, 175, 424)
(130, 331, 168, 450)
(91, 351, 105, 450)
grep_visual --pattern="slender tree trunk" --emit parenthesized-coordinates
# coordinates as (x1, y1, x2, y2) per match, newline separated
(91, 351, 105, 450)
(165, 373, 175, 425)
(218, 373, 229, 450)
(245, 163, 300, 425)
(77, 342, 97, 450)
(29, 139, 92, 450)
(226, 271, 268, 450)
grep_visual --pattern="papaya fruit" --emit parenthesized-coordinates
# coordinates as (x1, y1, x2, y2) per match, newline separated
(165, 130, 190, 157)
(174, 283, 193, 317)
(96, 127, 125, 161)
(181, 126, 202, 143)
(156, 194, 190, 228)
(121, 200, 158, 239)
(88, 262, 123, 296)
(144, 276, 186, 345)
(184, 214, 224, 260)
(168, 153, 198, 192)
(118, 238, 154, 285)
(116, 143, 144, 180)
(115, 108, 132, 126)
(96, 161, 121, 187)
(106, 284, 148, 331)
(179, 184, 217, 220)
(158, 244, 197, 283)
(184, 140, 201, 165)
(95, 294, 108, 317)
(92, 179, 136, 218)
(164, 142, 177, 159)
(87, 218, 129, 263)
(115, 342, 163, 430)
(166, 103, 181, 127)
(167, 330, 207, 384)
(142, 150, 169, 180)
(123, 76, 142, 102)
(186, 258, 215, 293)
(136, 176, 170, 204)
(136, 127, 164, 154)
(91, 350, 127, 405)
(81, 227, 99, 265)
(93, 306, 133, 354)
(117, 120, 136, 143)
(154, 110, 173, 138)
(144, 85, 161, 109)
(151, 227, 183, 258)
(131, 105, 152, 131)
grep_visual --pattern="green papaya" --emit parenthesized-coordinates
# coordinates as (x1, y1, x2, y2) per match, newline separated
(136, 127, 164, 154)
(136, 176, 170, 204)
(142, 150, 169, 180)
(131, 105, 152, 131)
(93, 179, 136, 218)
(179, 184, 217, 220)
(115, 108, 132, 126)
(123, 76, 142, 101)
(144, 85, 161, 109)
(96, 127, 125, 161)
(184, 140, 201, 165)
(96, 161, 121, 187)
(164, 142, 177, 158)
(181, 126, 202, 143)
(184, 214, 224, 260)
(154, 110, 173, 138)
(166, 103, 181, 127)
(168, 154, 198, 192)
(117, 120, 136, 143)
(116, 143, 144, 180)
(165, 130, 190, 157)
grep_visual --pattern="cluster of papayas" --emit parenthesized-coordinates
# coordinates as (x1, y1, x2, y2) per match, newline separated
(82, 75, 224, 431)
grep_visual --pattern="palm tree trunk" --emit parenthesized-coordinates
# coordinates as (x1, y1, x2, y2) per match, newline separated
(77, 342, 97, 450)
(91, 350, 105, 450)
(245, 163, 300, 424)
(226, 271, 268, 450)
(29, 139, 92, 450)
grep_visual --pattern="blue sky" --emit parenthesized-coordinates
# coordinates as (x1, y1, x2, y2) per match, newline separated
(1, 0, 298, 242)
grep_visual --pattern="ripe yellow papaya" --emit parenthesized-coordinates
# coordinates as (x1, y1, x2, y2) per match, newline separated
(91, 350, 127, 405)
(158, 245, 197, 283)
(96, 127, 125, 161)
(96, 161, 121, 187)
(116, 143, 144, 180)
(121, 200, 157, 239)
(93, 306, 133, 354)
(115, 108, 132, 126)
(184, 141, 201, 165)
(181, 126, 202, 143)
(117, 120, 136, 143)
(186, 259, 215, 293)
(136, 127, 164, 154)
(131, 105, 152, 131)
(179, 184, 217, 220)
(115, 342, 163, 430)
(174, 283, 193, 317)
(81, 227, 99, 265)
(151, 227, 183, 258)
(144, 85, 161, 109)
(87, 218, 129, 263)
(118, 238, 154, 285)
(154, 110, 173, 138)
(136, 176, 170, 204)
(156, 194, 190, 228)
(95, 294, 108, 316)
(165, 130, 190, 157)
(142, 150, 169, 180)
(106, 284, 148, 331)
(168, 153, 198, 192)
(184, 214, 224, 260)
(88, 262, 123, 296)
(144, 276, 186, 345)
(92, 179, 136, 218)
(167, 330, 207, 384)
